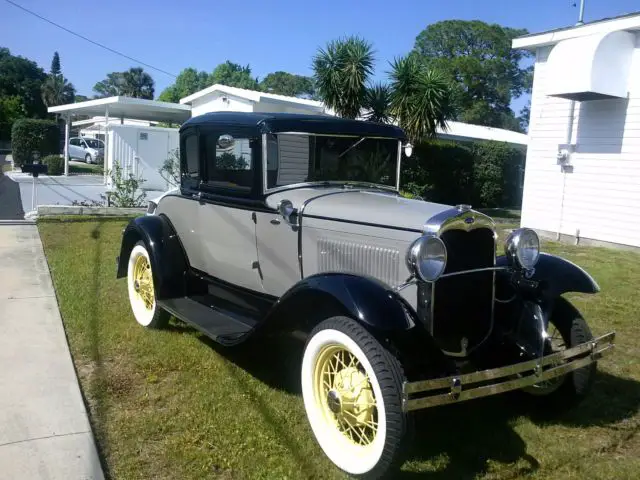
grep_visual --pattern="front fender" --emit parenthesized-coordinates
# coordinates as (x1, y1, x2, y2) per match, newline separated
(497, 252, 599, 298)
(265, 273, 455, 377)
(116, 214, 188, 299)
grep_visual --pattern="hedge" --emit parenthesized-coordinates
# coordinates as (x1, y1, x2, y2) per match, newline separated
(11, 119, 60, 166)
(42, 154, 64, 175)
(401, 139, 525, 208)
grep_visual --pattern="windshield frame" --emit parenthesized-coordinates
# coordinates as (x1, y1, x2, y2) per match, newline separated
(261, 132, 402, 195)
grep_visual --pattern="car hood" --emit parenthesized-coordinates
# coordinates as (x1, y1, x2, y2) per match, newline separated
(266, 188, 451, 232)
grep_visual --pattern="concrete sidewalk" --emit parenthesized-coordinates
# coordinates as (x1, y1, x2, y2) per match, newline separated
(0, 224, 104, 480)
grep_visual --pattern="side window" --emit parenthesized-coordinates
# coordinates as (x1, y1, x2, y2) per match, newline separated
(203, 134, 254, 194)
(70, 138, 79, 146)
(181, 134, 200, 189)
(266, 133, 310, 189)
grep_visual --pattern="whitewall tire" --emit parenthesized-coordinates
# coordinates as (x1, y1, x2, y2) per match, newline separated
(127, 242, 168, 329)
(301, 316, 407, 478)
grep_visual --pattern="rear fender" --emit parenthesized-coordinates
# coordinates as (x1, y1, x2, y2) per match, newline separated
(264, 273, 455, 376)
(116, 214, 188, 299)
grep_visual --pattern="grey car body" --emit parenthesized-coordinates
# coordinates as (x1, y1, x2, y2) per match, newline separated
(117, 112, 615, 478)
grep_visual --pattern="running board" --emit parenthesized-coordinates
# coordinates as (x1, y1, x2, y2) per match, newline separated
(158, 297, 255, 344)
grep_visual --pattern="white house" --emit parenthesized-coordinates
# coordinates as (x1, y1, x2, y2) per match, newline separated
(180, 84, 327, 116)
(513, 12, 640, 248)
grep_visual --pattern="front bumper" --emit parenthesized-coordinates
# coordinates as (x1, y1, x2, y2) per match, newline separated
(402, 331, 615, 412)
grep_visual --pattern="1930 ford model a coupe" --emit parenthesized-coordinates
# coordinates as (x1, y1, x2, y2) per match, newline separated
(117, 112, 615, 478)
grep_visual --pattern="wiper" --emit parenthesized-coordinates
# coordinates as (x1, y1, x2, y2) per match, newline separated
(338, 137, 367, 158)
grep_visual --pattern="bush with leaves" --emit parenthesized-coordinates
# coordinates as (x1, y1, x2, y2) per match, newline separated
(11, 119, 60, 166)
(42, 154, 64, 175)
(159, 148, 180, 187)
(402, 140, 475, 205)
(471, 141, 525, 208)
(107, 163, 147, 207)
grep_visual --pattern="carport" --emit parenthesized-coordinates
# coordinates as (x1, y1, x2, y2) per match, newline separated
(48, 97, 191, 182)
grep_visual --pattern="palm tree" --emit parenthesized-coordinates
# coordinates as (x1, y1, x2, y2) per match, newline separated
(122, 67, 155, 99)
(389, 55, 455, 142)
(363, 84, 391, 123)
(41, 52, 75, 107)
(313, 36, 374, 119)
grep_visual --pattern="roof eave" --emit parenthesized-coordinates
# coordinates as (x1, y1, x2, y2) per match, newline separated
(513, 13, 640, 50)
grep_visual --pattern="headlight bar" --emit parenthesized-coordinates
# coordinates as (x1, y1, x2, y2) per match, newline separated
(402, 331, 615, 411)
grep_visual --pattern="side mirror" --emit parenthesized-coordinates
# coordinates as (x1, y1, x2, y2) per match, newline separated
(277, 199, 298, 225)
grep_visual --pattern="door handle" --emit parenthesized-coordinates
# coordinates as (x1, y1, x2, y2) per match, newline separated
(270, 218, 281, 225)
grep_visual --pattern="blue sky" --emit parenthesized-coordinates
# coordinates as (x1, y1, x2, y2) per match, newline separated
(2, 0, 639, 113)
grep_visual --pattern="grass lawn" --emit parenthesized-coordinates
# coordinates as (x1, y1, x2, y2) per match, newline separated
(39, 218, 640, 479)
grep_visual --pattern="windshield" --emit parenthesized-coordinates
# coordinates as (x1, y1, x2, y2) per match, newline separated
(84, 139, 104, 149)
(266, 134, 399, 190)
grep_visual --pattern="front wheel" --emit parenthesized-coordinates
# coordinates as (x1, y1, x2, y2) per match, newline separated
(85, 153, 92, 164)
(127, 242, 169, 329)
(301, 316, 407, 478)
(522, 298, 596, 408)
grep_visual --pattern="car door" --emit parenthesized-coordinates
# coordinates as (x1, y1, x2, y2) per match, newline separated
(198, 134, 263, 292)
(68, 138, 82, 159)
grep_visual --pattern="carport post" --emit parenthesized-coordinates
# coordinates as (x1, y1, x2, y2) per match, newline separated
(103, 106, 109, 185)
(63, 114, 70, 176)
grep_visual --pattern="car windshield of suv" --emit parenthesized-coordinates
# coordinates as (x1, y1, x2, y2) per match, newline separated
(84, 139, 103, 149)
(266, 133, 398, 189)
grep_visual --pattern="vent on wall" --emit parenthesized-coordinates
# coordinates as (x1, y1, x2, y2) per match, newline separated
(546, 31, 635, 101)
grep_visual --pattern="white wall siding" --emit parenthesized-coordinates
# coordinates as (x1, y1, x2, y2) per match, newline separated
(522, 35, 640, 247)
(276, 134, 309, 185)
(190, 92, 253, 117)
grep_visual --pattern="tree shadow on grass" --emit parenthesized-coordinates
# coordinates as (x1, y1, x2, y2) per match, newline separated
(168, 323, 640, 479)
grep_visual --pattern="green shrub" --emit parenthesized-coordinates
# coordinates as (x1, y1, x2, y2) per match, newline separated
(42, 154, 64, 175)
(11, 119, 60, 166)
(471, 141, 525, 208)
(401, 139, 475, 205)
(107, 162, 147, 208)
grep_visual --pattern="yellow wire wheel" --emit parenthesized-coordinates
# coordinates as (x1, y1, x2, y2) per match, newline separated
(127, 242, 168, 329)
(301, 316, 407, 477)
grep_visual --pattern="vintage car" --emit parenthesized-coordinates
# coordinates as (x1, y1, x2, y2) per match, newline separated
(117, 112, 615, 478)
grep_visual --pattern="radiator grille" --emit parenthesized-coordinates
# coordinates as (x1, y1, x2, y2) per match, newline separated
(318, 238, 400, 287)
(432, 228, 496, 354)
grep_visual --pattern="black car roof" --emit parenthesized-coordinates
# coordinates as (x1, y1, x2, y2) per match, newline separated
(181, 112, 406, 139)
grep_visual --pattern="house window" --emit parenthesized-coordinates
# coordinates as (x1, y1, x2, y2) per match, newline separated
(203, 134, 254, 194)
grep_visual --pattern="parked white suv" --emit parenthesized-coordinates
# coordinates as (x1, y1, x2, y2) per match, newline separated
(68, 137, 104, 164)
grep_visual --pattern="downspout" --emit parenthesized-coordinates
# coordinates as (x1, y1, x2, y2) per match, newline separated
(557, 99, 576, 240)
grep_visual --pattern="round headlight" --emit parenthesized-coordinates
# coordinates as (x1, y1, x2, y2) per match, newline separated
(505, 228, 540, 270)
(406, 235, 447, 282)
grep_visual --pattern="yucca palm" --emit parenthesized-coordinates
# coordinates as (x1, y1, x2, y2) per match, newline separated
(363, 83, 391, 123)
(313, 36, 374, 119)
(389, 55, 455, 142)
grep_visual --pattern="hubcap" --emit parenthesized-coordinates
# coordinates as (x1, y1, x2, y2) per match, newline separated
(132, 255, 154, 311)
(314, 346, 378, 446)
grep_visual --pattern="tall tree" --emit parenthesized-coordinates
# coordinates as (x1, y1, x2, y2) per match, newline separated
(412, 20, 532, 131)
(0, 47, 47, 123)
(313, 36, 374, 119)
(389, 55, 455, 142)
(93, 67, 155, 99)
(158, 67, 211, 103)
(41, 51, 75, 107)
(259, 71, 316, 98)
(209, 61, 258, 90)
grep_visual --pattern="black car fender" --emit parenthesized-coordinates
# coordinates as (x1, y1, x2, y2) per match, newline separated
(264, 273, 454, 376)
(497, 252, 599, 298)
(116, 214, 188, 299)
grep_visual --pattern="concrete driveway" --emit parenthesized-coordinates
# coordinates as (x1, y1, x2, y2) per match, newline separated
(0, 224, 104, 479)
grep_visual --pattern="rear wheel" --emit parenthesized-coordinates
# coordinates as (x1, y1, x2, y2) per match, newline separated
(127, 242, 169, 329)
(522, 298, 596, 407)
(301, 316, 407, 478)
